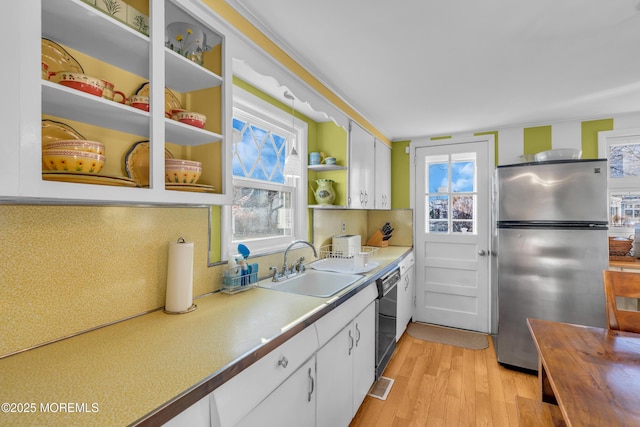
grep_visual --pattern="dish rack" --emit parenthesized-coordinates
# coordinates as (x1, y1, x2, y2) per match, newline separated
(311, 245, 379, 273)
(221, 263, 259, 294)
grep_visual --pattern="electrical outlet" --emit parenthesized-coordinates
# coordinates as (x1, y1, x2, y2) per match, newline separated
(341, 222, 346, 232)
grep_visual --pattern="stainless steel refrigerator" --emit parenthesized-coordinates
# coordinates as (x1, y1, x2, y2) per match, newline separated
(493, 159, 609, 371)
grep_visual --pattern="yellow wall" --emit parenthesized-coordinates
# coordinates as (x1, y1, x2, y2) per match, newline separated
(391, 140, 411, 209)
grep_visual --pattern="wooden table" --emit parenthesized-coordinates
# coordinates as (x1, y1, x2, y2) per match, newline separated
(527, 318, 640, 426)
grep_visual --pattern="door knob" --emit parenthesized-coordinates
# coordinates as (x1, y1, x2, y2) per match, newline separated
(478, 249, 487, 256)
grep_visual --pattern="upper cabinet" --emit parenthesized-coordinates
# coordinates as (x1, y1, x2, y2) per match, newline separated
(348, 121, 375, 209)
(348, 122, 391, 210)
(2, 0, 232, 205)
(374, 139, 391, 210)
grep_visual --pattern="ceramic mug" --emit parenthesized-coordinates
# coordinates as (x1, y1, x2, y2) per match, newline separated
(101, 80, 126, 103)
(310, 152, 321, 165)
(126, 95, 150, 112)
(324, 157, 337, 165)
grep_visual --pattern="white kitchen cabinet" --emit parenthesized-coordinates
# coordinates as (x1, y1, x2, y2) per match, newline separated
(316, 301, 375, 427)
(163, 395, 211, 427)
(235, 356, 316, 427)
(211, 325, 318, 427)
(348, 121, 375, 208)
(397, 251, 416, 341)
(374, 139, 391, 209)
(4, 0, 232, 205)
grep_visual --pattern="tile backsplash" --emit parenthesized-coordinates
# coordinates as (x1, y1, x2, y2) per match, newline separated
(313, 208, 413, 248)
(0, 205, 220, 357)
(2, 205, 413, 358)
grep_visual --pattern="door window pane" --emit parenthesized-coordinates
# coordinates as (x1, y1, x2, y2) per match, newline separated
(428, 162, 449, 193)
(451, 161, 475, 192)
(424, 153, 477, 234)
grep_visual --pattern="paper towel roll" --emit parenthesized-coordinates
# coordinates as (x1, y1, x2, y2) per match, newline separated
(165, 238, 194, 313)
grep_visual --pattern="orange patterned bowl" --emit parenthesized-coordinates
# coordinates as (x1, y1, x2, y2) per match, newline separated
(42, 149, 105, 173)
(172, 111, 206, 128)
(51, 71, 104, 97)
(165, 159, 202, 184)
(43, 139, 105, 155)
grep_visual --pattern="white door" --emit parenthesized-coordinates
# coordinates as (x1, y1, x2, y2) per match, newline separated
(412, 136, 493, 333)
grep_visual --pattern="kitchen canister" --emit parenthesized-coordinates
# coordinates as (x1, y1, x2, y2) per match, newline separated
(164, 237, 197, 314)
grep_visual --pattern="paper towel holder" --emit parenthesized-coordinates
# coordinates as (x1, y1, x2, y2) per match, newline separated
(163, 236, 197, 314)
(163, 304, 197, 315)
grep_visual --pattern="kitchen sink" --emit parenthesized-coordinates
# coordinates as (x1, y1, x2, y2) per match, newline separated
(258, 269, 363, 297)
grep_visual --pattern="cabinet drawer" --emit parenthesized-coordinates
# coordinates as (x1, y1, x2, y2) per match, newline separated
(315, 282, 377, 347)
(398, 251, 414, 275)
(212, 325, 318, 427)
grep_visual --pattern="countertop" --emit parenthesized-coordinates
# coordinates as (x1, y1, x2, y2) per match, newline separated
(0, 246, 412, 426)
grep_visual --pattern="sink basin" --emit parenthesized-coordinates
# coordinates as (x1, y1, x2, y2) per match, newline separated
(258, 270, 363, 297)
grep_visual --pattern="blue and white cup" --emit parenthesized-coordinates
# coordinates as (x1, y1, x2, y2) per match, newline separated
(309, 152, 321, 165)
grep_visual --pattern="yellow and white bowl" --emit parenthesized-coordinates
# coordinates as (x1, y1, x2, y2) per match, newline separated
(165, 159, 202, 184)
(42, 149, 105, 173)
(43, 139, 105, 155)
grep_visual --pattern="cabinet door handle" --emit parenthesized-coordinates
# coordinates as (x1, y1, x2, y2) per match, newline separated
(307, 367, 314, 402)
(364, 191, 369, 205)
(405, 275, 409, 290)
(359, 191, 364, 205)
(355, 323, 361, 347)
(348, 329, 354, 355)
(277, 356, 288, 368)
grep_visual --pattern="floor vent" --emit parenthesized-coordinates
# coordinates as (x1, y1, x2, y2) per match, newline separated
(367, 376, 394, 400)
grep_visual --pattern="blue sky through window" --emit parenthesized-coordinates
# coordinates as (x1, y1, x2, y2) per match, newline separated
(232, 118, 286, 183)
(428, 161, 474, 193)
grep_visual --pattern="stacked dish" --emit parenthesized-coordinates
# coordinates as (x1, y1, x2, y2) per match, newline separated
(165, 159, 202, 184)
(42, 139, 105, 174)
(42, 120, 104, 173)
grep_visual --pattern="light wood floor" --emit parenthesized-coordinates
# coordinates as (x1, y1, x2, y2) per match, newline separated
(350, 331, 538, 427)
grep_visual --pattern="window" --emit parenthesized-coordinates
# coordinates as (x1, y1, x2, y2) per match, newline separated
(222, 87, 307, 258)
(424, 152, 477, 233)
(599, 128, 640, 234)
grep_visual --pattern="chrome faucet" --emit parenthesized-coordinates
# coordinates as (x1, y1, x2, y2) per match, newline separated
(272, 240, 318, 281)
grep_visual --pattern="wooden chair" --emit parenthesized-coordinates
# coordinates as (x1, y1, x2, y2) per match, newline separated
(516, 396, 566, 427)
(601, 270, 640, 334)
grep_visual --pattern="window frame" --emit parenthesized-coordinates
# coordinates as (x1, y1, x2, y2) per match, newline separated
(598, 127, 640, 236)
(221, 86, 308, 259)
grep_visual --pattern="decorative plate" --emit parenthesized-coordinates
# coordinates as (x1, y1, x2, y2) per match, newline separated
(133, 82, 183, 115)
(42, 171, 136, 187)
(166, 183, 215, 193)
(41, 38, 84, 74)
(42, 119, 85, 144)
(125, 141, 174, 187)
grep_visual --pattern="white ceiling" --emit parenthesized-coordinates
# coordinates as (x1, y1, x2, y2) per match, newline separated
(227, 0, 640, 141)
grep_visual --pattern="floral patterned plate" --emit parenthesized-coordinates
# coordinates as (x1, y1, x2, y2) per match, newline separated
(42, 171, 136, 187)
(166, 183, 215, 193)
(125, 141, 174, 187)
